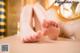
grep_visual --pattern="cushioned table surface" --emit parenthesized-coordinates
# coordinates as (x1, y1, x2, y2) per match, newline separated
(0, 35, 80, 53)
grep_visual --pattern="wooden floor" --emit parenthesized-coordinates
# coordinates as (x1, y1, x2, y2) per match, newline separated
(0, 35, 80, 53)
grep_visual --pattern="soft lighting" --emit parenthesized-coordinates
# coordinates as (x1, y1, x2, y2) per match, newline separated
(60, 3, 73, 19)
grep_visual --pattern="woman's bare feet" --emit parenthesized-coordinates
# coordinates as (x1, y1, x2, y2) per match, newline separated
(20, 3, 60, 43)
(33, 3, 60, 40)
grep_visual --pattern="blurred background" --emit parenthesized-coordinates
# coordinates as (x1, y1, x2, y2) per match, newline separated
(0, 0, 80, 40)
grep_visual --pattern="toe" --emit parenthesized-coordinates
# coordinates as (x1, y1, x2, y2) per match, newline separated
(42, 19, 49, 28)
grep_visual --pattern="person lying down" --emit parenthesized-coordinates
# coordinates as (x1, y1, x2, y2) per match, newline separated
(19, 3, 60, 43)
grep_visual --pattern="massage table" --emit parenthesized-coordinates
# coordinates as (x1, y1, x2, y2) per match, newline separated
(0, 35, 80, 53)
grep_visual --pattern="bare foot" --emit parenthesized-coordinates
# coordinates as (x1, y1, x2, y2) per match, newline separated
(22, 31, 44, 43)
(42, 19, 60, 40)
(33, 3, 60, 40)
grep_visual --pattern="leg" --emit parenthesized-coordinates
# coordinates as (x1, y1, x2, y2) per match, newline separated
(19, 5, 42, 43)
(33, 3, 60, 40)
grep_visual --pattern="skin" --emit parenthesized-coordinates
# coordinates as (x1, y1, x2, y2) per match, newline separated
(20, 1, 60, 43)
(33, 3, 60, 40)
